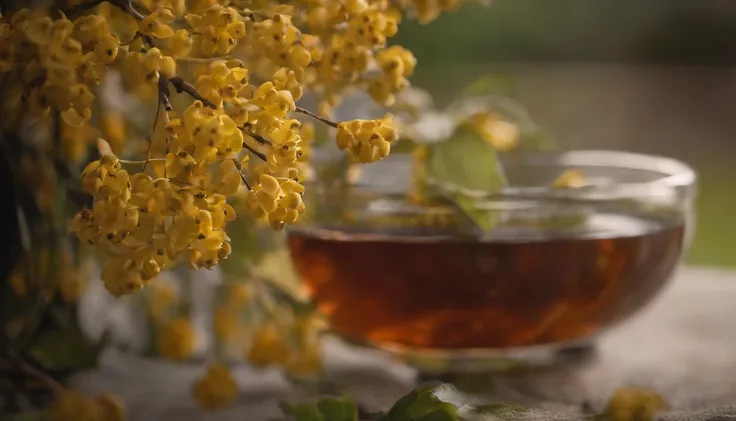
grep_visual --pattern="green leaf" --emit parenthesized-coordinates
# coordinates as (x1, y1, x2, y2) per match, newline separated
(280, 397, 359, 421)
(428, 131, 507, 193)
(427, 131, 508, 233)
(471, 403, 529, 417)
(316, 397, 359, 421)
(416, 411, 457, 421)
(28, 327, 98, 370)
(452, 195, 501, 234)
(281, 403, 326, 421)
(388, 384, 459, 421)
(461, 75, 517, 99)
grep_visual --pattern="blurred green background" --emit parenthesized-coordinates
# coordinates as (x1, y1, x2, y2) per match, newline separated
(394, 0, 736, 267)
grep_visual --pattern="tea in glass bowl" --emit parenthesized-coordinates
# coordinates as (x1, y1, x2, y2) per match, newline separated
(287, 151, 696, 372)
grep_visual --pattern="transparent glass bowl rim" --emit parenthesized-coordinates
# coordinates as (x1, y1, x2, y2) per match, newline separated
(321, 150, 698, 203)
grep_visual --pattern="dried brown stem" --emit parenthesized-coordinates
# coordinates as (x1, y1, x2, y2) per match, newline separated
(242, 141, 268, 162)
(108, 0, 155, 46)
(111, 0, 145, 20)
(294, 106, 338, 129)
(241, 128, 272, 145)
(158, 77, 173, 112)
(120, 32, 142, 46)
(61, 0, 103, 17)
(232, 158, 253, 190)
(7, 353, 64, 394)
(168, 77, 218, 109)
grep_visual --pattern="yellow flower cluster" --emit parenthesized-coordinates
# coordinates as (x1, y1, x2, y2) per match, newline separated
(245, 173, 306, 230)
(1, 0, 474, 299)
(0, 10, 118, 131)
(396, 0, 466, 24)
(227, 0, 465, 113)
(49, 389, 125, 421)
(336, 115, 399, 163)
(246, 312, 325, 379)
(72, 145, 236, 295)
(192, 363, 239, 412)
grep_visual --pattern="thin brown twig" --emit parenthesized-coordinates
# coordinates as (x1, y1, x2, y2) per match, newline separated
(7, 353, 64, 394)
(158, 76, 173, 112)
(232, 159, 253, 190)
(143, 86, 165, 172)
(294, 106, 339, 128)
(120, 32, 142, 46)
(168, 77, 218, 109)
(120, 158, 166, 165)
(242, 141, 268, 162)
(60, 0, 103, 17)
(240, 128, 272, 145)
(109, 0, 155, 46)
(113, 0, 145, 19)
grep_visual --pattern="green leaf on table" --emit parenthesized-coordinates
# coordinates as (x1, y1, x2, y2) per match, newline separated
(316, 397, 359, 421)
(281, 397, 358, 421)
(388, 384, 460, 421)
(469, 403, 530, 418)
(281, 403, 326, 421)
(427, 131, 508, 233)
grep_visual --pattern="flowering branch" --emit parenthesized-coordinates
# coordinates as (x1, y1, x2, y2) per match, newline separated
(295, 107, 338, 129)
(167, 77, 218, 109)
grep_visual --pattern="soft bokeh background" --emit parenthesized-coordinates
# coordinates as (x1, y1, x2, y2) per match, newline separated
(394, 0, 736, 267)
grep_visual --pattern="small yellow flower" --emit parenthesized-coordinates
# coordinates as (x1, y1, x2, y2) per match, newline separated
(226, 283, 253, 310)
(213, 308, 238, 341)
(603, 387, 667, 421)
(284, 345, 324, 379)
(192, 363, 238, 411)
(95, 393, 126, 421)
(553, 169, 587, 188)
(149, 281, 179, 321)
(8, 267, 26, 298)
(59, 271, 86, 304)
(246, 323, 291, 368)
(158, 317, 196, 361)
(48, 390, 95, 421)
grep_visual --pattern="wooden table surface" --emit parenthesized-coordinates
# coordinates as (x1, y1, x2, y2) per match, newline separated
(71, 267, 736, 420)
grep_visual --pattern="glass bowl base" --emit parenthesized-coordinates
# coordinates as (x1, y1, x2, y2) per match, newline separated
(341, 335, 598, 375)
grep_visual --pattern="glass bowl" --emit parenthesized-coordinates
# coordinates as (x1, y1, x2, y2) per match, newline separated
(286, 150, 696, 373)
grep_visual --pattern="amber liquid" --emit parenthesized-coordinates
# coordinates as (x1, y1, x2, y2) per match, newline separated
(287, 214, 684, 350)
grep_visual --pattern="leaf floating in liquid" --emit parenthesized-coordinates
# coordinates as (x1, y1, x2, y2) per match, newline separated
(452, 194, 502, 234)
(427, 131, 508, 234)
(428, 131, 508, 193)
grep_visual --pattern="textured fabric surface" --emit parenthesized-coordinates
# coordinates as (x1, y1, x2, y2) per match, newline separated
(71, 267, 736, 420)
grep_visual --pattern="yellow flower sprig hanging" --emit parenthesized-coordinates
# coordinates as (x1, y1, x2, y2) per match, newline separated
(0, 0, 478, 298)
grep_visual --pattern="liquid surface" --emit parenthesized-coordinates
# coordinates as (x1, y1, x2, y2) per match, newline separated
(287, 214, 685, 349)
